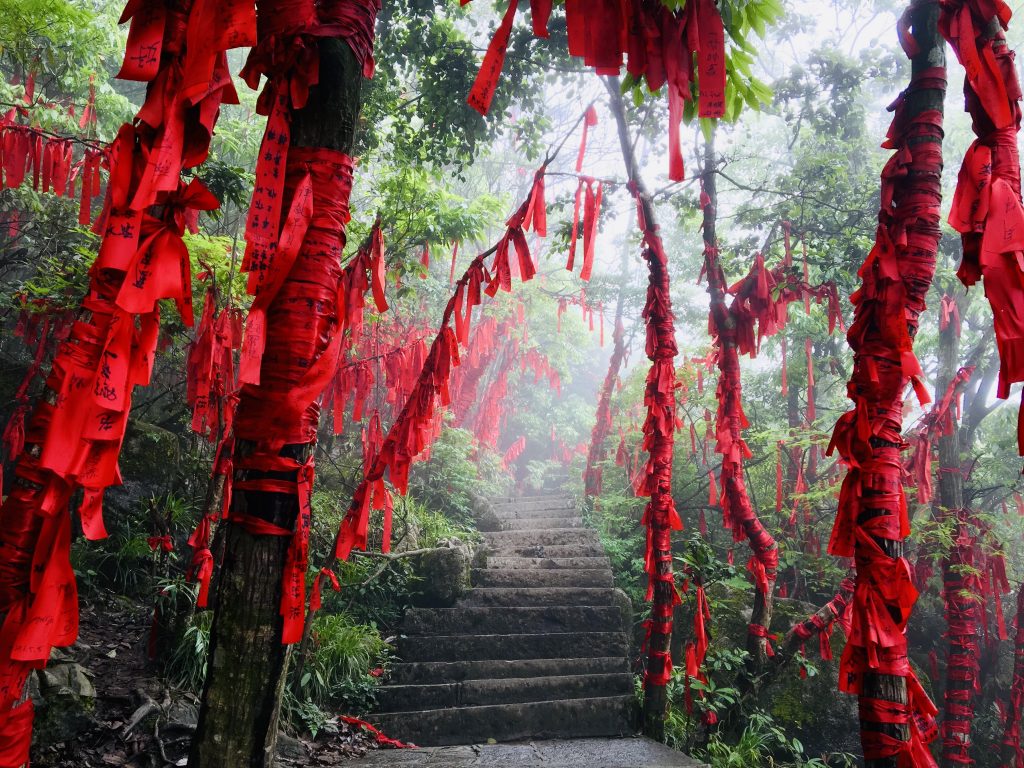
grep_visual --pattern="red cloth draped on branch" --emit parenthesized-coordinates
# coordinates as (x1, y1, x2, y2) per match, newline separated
(628, 183, 682, 689)
(332, 162, 544, 564)
(702, 227, 842, 658)
(0, 0, 254, 757)
(1004, 585, 1024, 767)
(466, 0, 725, 181)
(825, 21, 945, 764)
(941, 0, 1024, 456)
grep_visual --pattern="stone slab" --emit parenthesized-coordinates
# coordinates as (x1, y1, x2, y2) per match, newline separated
(345, 738, 707, 767)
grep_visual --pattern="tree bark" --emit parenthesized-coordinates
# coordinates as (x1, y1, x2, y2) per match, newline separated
(189, 29, 366, 768)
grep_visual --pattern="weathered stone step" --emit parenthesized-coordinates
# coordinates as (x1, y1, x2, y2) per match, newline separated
(491, 493, 572, 505)
(486, 543, 607, 559)
(371, 695, 636, 746)
(396, 632, 628, 662)
(498, 516, 586, 530)
(464, 587, 621, 608)
(402, 605, 627, 636)
(486, 556, 611, 570)
(346, 737, 708, 767)
(388, 656, 628, 685)
(484, 529, 599, 548)
(491, 498, 575, 513)
(472, 568, 614, 588)
(491, 505, 584, 519)
(376, 673, 634, 713)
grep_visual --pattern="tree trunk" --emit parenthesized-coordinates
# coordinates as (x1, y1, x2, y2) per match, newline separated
(188, 19, 368, 768)
(583, 250, 630, 497)
(935, 294, 980, 768)
(831, 2, 945, 765)
(700, 129, 778, 678)
(604, 76, 679, 742)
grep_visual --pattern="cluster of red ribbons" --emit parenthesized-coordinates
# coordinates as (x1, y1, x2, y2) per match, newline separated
(473, 367, 509, 450)
(584, 315, 627, 496)
(792, 577, 855, 670)
(0, 301, 74, 490)
(825, 22, 945, 764)
(565, 106, 602, 281)
(907, 366, 975, 505)
(940, 511, 1010, 764)
(1004, 586, 1024, 767)
(629, 185, 682, 689)
(451, 316, 505, 428)
(681, 580, 712, 720)
(502, 436, 526, 469)
(940, 0, 1024, 457)
(323, 318, 432, 437)
(465, 0, 725, 181)
(205, 0, 382, 646)
(186, 278, 243, 441)
(556, 292, 606, 346)
(0, 0, 255, 758)
(333, 157, 547, 564)
(775, 223, 847, 425)
(702, 226, 843, 655)
(0, 117, 104, 227)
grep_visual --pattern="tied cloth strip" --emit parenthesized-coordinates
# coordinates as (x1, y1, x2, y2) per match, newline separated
(0, 0, 252, 758)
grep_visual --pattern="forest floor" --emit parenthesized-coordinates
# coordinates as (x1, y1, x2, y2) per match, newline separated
(32, 592, 400, 767)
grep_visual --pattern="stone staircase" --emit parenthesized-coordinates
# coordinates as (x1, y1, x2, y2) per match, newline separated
(370, 492, 636, 746)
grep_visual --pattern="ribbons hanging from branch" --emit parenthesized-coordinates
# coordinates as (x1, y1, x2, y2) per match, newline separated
(466, 0, 726, 181)
(941, 0, 1024, 456)
(0, 0, 255, 756)
(826, 10, 946, 761)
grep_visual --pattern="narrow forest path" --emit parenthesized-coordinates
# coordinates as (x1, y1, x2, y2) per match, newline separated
(369, 492, 638, 746)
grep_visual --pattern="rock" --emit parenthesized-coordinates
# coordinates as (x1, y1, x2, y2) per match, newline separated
(469, 494, 502, 532)
(412, 539, 473, 607)
(275, 732, 308, 763)
(32, 662, 98, 744)
(102, 419, 181, 529)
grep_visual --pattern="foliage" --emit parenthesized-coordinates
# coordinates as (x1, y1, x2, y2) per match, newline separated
(163, 603, 213, 694)
(292, 614, 388, 715)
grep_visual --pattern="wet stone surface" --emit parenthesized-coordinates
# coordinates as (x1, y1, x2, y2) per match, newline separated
(344, 737, 707, 767)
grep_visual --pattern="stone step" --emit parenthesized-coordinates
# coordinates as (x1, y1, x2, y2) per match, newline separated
(396, 632, 628, 662)
(371, 695, 636, 747)
(402, 605, 627, 636)
(472, 568, 615, 588)
(491, 505, 584, 519)
(484, 529, 600, 548)
(486, 543, 607, 559)
(343, 737, 708, 767)
(491, 498, 576, 513)
(464, 587, 622, 607)
(491, 493, 572, 505)
(498, 516, 586, 530)
(388, 657, 629, 685)
(376, 673, 634, 713)
(486, 556, 611, 570)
